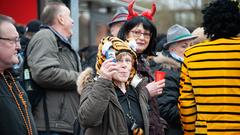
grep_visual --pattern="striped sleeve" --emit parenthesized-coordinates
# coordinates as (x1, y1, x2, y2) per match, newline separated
(178, 55, 196, 135)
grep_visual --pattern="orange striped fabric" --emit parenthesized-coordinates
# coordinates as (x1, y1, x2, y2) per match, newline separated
(179, 37, 240, 135)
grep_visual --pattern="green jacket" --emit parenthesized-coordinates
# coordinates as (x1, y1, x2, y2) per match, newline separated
(27, 27, 81, 133)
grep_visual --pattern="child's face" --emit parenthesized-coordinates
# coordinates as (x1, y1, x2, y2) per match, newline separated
(112, 53, 134, 83)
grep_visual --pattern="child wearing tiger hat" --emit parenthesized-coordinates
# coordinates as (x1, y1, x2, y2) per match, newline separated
(77, 36, 150, 135)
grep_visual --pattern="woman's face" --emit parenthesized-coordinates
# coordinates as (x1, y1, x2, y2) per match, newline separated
(113, 53, 133, 83)
(126, 23, 151, 54)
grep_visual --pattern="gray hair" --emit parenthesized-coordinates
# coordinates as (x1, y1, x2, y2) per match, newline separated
(40, 2, 66, 25)
(0, 14, 15, 36)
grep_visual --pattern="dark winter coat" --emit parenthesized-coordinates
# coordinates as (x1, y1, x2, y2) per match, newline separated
(77, 68, 150, 135)
(0, 72, 38, 135)
(152, 51, 183, 135)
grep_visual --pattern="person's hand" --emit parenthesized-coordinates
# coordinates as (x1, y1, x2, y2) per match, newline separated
(146, 79, 165, 97)
(99, 59, 118, 81)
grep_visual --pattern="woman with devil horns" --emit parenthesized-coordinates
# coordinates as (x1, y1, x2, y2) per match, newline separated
(118, 1, 168, 135)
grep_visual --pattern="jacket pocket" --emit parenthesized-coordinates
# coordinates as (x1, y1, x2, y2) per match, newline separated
(195, 120, 207, 135)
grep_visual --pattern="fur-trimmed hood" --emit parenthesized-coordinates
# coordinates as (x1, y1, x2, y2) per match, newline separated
(151, 52, 181, 70)
(76, 67, 94, 95)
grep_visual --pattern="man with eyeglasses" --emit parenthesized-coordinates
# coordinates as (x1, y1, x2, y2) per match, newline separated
(0, 14, 38, 135)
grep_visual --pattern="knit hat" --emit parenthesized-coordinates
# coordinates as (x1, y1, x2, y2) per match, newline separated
(108, 7, 128, 27)
(164, 24, 197, 49)
(96, 36, 137, 83)
(26, 20, 42, 33)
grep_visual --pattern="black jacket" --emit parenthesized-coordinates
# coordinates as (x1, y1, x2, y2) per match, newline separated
(0, 71, 38, 135)
(152, 51, 183, 135)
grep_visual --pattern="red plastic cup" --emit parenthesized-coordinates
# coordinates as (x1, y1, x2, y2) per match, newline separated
(155, 71, 166, 82)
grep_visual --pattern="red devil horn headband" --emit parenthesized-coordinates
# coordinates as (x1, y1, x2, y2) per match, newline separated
(127, 0, 139, 20)
(141, 3, 156, 20)
(127, 0, 156, 21)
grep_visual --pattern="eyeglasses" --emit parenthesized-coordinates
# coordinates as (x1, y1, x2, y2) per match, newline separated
(0, 37, 20, 45)
(130, 30, 152, 39)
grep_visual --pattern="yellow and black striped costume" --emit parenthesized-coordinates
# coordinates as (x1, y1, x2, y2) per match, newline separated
(179, 37, 240, 135)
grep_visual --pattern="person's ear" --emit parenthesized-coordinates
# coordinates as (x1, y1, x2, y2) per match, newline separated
(169, 45, 176, 52)
(57, 14, 64, 25)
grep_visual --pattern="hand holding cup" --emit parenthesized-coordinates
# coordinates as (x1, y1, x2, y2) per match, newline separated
(155, 71, 166, 82)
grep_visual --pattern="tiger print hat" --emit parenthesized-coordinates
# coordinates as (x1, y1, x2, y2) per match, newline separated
(96, 36, 137, 83)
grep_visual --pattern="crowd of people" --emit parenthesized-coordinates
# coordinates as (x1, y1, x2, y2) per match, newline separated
(0, 0, 239, 135)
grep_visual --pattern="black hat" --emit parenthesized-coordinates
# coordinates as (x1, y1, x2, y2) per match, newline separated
(26, 20, 41, 33)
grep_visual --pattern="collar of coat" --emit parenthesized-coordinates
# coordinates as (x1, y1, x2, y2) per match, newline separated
(150, 51, 181, 70)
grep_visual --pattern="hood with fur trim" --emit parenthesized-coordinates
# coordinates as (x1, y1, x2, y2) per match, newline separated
(76, 67, 94, 95)
(151, 52, 181, 70)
